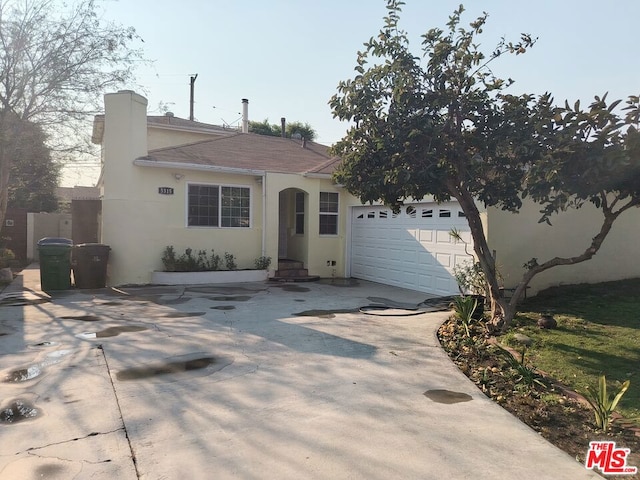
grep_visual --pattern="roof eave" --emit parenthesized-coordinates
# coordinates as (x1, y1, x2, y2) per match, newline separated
(133, 157, 266, 177)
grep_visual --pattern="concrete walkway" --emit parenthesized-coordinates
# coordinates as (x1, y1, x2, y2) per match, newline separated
(0, 266, 602, 479)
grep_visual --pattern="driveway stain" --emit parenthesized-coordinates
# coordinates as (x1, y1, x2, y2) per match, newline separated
(211, 306, 236, 310)
(274, 285, 310, 293)
(116, 355, 233, 381)
(0, 294, 50, 306)
(187, 286, 266, 295)
(30, 341, 57, 347)
(294, 308, 358, 318)
(0, 400, 41, 423)
(157, 297, 191, 305)
(60, 315, 103, 322)
(423, 389, 473, 404)
(3, 350, 74, 383)
(209, 296, 251, 302)
(4, 366, 43, 382)
(76, 325, 148, 339)
(318, 278, 360, 287)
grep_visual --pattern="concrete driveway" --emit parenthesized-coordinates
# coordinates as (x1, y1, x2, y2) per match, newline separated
(0, 266, 601, 479)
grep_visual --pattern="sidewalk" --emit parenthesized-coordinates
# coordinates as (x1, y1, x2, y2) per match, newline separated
(0, 266, 602, 479)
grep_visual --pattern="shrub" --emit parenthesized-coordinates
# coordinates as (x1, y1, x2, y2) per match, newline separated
(161, 246, 223, 272)
(224, 252, 237, 270)
(254, 256, 271, 270)
(0, 248, 16, 269)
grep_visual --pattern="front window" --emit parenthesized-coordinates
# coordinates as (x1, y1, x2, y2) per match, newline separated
(319, 192, 338, 235)
(188, 184, 250, 227)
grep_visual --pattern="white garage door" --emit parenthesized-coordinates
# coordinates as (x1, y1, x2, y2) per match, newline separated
(350, 202, 473, 296)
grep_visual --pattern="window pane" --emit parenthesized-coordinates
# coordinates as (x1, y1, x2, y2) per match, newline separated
(188, 184, 219, 226)
(320, 192, 338, 213)
(319, 214, 337, 235)
(295, 192, 305, 212)
(220, 186, 250, 228)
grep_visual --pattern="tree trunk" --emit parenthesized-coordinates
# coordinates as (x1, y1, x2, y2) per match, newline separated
(0, 116, 10, 239)
(447, 180, 507, 332)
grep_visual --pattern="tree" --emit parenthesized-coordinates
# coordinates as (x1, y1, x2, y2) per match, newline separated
(6, 117, 60, 212)
(249, 118, 317, 141)
(329, 1, 640, 331)
(0, 0, 143, 231)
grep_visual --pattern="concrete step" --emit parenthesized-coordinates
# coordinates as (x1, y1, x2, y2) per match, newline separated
(275, 268, 309, 278)
(277, 260, 304, 271)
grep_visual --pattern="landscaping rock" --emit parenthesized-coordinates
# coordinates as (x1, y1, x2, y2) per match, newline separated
(0, 267, 13, 284)
(537, 314, 558, 329)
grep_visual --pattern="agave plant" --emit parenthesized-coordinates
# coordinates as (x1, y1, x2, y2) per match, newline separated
(584, 374, 630, 431)
(451, 295, 478, 338)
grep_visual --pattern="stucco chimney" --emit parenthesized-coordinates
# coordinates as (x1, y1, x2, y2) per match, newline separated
(281, 117, 286, 138)
(242, 98, 249, 133)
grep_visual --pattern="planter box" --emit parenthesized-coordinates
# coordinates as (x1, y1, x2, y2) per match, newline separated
(152, 269, 268, 285)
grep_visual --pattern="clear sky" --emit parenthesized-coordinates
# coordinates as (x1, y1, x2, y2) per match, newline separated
(62, 0, 640, 186)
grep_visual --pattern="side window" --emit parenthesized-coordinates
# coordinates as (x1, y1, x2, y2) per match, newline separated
(319, 192, 339, 235)
(295, 192, 305, 234)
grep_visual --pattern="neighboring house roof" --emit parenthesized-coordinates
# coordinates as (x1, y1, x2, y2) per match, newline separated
(56, 186, 101, 201)
(91, 113, 235, 144)
(138, 133, 340, 176)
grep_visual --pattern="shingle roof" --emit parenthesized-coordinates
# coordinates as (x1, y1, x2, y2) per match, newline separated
(147, 115, 235, 133)
(92, 114, 234, 144)
(143, 133, 339, 176)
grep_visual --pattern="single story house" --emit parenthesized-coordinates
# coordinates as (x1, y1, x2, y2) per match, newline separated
(93, 90, 639, 296)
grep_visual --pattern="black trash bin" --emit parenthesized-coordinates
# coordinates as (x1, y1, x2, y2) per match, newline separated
(37, 238, 73, 291)
(72, 243, 111, 289)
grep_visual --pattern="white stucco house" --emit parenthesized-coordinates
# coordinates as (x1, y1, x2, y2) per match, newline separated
(93, 90, 639, 296)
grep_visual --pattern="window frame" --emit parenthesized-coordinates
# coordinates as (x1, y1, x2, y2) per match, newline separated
(319, 191, 339, 236)
(295, 191, 305, 235)
(186, 182, 252, 228)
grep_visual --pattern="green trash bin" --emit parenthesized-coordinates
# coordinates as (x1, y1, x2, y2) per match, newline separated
(37, 238, 73, 291)
(72, 243, 111, 289)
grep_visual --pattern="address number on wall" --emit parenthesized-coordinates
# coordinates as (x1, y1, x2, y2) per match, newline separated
(158, 187, 174, 195)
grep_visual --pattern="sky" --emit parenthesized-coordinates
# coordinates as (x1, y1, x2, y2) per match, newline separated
(62, 0, 640, 186)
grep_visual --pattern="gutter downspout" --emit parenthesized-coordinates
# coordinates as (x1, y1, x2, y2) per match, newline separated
(261, 173, 267, 262)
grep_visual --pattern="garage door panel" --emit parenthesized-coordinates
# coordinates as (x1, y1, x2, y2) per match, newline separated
(351, 202, 472, 296)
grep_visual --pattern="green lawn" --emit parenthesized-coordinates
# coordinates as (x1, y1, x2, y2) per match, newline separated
(505, 278, 640, 418)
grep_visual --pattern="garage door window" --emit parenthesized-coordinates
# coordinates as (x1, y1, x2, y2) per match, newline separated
(319, 192, 338, 235)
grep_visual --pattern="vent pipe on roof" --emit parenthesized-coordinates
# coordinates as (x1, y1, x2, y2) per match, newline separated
(189, 74, 198, 121)
(281, 117, 286, 138)
(242, 99, 249, 133)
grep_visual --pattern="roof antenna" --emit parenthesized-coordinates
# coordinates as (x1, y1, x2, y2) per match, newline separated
(189, 73, 198, 121)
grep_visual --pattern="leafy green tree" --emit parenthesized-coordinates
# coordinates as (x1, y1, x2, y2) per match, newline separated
(286, 121, 316, 141)
(248, 119, 280, 137)
(249, 118, 317, 141)
(330, 1, 640, 331)
(6, 118, 60, 212)
(0, 0, 143, 232)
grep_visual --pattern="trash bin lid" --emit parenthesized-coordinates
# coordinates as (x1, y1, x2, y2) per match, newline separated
(37, 237, 73, 246)
(73, 243, 111, 250)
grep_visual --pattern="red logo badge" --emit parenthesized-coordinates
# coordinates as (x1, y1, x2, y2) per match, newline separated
(585, 441, 637, 475)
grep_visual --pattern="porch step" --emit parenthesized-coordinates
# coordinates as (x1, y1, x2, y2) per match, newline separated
(275, 268, 309, 278)
(277, 259, 305, 271)
(270, 259, 320, 283)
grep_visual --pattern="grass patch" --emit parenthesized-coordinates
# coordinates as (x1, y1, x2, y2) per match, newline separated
(506, 278, 640, 419)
